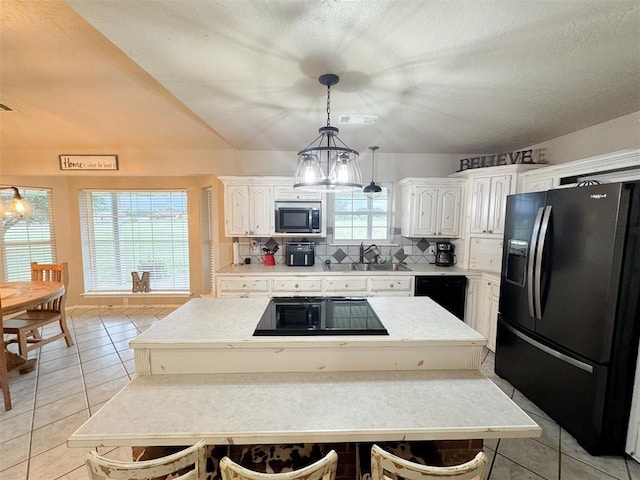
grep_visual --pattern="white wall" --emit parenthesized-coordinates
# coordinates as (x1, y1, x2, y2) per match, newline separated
(522, 110, 640, 164)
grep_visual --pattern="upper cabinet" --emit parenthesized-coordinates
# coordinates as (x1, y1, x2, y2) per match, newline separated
(469, 175, 511, 236)
(224, 183, 273, 237)
(219, 176, 327, 237)
(399, 178, 465, 238)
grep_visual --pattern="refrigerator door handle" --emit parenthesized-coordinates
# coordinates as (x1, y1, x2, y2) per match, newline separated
(528, 206, 545, 318)
(502, 322, 594, 373)
(534, 206, 552, 320)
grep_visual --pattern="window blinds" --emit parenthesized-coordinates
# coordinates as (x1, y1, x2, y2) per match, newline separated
(78, 190, 190, 292)
(0, 187, 56, 281)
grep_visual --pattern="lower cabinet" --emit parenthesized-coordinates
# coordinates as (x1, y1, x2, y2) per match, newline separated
(217, 275, 413, 297)
(465, 273, 500, 351)
(271, 278, 323, 296)
(369, 277, 413, 296)
(217, 277, 270, 297)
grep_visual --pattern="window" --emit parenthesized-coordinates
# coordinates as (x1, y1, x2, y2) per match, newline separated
(0, 187, 56, 281)
(79, 190, 190, 293)
(332, 185, 392, 242)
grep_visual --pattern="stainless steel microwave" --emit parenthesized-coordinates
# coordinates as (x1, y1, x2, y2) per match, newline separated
(275, 202, 321, 233)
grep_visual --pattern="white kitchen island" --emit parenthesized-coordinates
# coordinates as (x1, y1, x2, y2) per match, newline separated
(68, 297, 540, 448)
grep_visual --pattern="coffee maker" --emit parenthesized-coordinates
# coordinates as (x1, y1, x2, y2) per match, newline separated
(435, 241, 455, 267)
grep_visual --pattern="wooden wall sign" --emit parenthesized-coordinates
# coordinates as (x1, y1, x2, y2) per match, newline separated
(457, 148, 547, 172)
(59, 154, 119, 171)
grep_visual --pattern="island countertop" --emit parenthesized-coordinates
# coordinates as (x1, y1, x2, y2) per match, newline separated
(130, 296, 485, 346)
(129, 297, 486, 375)
(69, 297, 540, 449)
(68, 369, 540, 448)
(216, 263, 472, 276)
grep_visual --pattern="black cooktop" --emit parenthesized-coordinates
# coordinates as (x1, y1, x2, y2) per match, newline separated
(253, 297, 388, 336)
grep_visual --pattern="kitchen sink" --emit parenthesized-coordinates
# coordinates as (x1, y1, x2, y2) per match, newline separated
(322, 263, 360, 271)
(322, 262, 411, 272)
(356, 263, 411, 271)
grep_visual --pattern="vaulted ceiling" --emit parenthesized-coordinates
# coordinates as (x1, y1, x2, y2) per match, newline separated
(2, 1, 639, 156)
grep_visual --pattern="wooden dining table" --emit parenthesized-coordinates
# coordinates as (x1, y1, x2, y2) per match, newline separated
(1, 281, 65, 374)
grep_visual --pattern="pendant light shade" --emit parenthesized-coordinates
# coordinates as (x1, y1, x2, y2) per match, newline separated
(294, 74, 362, 192)
(0, 186, 29, 217)
(363, 146, 382, 199)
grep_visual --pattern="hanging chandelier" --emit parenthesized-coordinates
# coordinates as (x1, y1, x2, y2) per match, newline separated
(363, 145, 382, 199)
(294, 74, 362, 192)
(0, 186, 29, 217)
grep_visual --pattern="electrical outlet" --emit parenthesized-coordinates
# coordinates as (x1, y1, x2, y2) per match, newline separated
(427, 245, 436, 256)
(403, 245, 412, 255)
(250, 239, 258, 253)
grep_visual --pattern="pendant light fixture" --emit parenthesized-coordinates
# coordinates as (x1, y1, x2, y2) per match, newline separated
(294, 74, 362, 192)
(0, 186, 29, 217)
(363, 145, 382, 199)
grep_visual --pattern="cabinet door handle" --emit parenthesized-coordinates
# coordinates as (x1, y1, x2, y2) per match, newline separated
(488, 229, 493, 234)
(294, 283, 299, 288)
(389, 283, 394, 288)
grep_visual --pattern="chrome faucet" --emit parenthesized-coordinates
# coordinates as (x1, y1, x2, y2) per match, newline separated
(359, 242, 379, 263)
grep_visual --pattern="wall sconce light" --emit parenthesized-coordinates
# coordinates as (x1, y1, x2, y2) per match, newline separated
(0, 186, 30, 217)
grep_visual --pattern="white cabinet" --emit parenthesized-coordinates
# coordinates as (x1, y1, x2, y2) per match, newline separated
(222, 181, 273, 237)
(324, 276, 368, 295)
(464, 275, 483, 332)
(400, 178, 464, 238)
(468, 237, 503, 273)
(369, 277, 413, 296)
(469, 175, 511, 236)
(271, 278, 323, 296)
(477, 274, 500, 351)
(273, 185, 322, 201)
(217, 277, 270, 297)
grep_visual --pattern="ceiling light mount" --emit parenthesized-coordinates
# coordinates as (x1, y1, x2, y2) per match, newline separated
(363, 145, 383, 199)
(294, 74, 362, 192)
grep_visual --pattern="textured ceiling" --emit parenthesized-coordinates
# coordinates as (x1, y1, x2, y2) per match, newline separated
(2, 1, 639, 156)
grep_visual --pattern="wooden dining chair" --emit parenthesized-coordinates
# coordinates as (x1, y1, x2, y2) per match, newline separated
(220, 449, 337, 480)
(370, 444, 488, 480)
(3, 262, 73, 357)
(85, 440, 207, 480)
(0, 298, 11, 410)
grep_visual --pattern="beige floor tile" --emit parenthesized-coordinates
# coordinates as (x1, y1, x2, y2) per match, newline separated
(0, 432, 30, 471)
(74, 329, 110, 344)
(82, 363, 127, 390)
(86, 376, 129, 407)
(32, 391, 88, 430)
(35, 375, 86, 408)
(560, 454, 622, 480)
(104, 323, 138, 335)
(78, 344, 117, 362)
(112, 339, 132, 352)
(56, 465, 92, 479)
(117, 348, 135, 362)
(108, 329, 140, 343)
(30, 410, 90, 457)
(0, 460, 28, 480)
(80, 352, 122, 374)
(0, 391, 34, 422)
(76, 336, 112, 353)
(123, 358, 136, 375)
(560, 430, 629, 480)
(488, 453, 546, 479)
(0, 409, 33, 443)
(28, 442, 87, 479)
(496, 437, 559, 480)
(39, 345, 79, 363)
(37, 353, 80, 375)
(37, 364, 82, 390)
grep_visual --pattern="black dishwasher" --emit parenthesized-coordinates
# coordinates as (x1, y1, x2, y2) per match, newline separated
(414, 276, 467, 320)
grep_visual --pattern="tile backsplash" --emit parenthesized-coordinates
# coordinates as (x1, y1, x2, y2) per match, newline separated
(234, 228, 459, 267)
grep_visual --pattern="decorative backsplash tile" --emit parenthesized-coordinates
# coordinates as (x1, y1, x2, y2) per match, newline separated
(234, 233, 448, 266)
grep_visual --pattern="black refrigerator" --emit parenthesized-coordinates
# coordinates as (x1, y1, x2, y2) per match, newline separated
(495, 181, 640, 455)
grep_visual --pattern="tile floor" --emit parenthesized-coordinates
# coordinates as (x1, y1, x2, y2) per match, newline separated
(1, 306, 639, 479)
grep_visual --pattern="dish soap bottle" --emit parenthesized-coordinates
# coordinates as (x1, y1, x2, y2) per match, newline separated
(386, 248, 393, 264)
